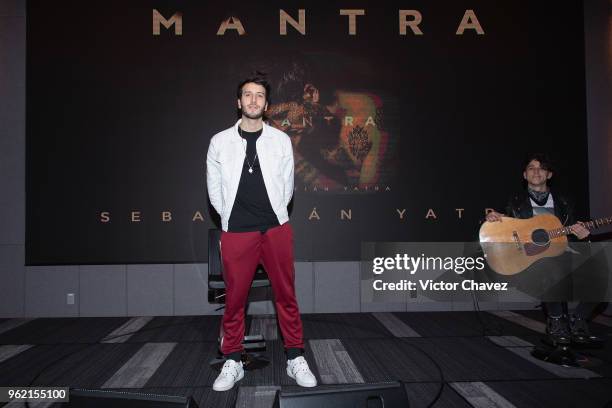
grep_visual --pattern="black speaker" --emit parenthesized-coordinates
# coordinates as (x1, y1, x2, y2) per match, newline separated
(68, 389, 198, 408)
(273, 382, 409, 408)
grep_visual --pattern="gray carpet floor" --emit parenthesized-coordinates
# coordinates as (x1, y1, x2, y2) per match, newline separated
(0, 311, 611, 407)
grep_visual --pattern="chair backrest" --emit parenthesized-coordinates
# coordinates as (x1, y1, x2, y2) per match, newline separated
(208, 228, 223, 281)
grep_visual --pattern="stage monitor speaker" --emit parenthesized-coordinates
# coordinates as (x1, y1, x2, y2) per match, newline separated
(68, 388, 198, 408)
(273, 382, 409, 408)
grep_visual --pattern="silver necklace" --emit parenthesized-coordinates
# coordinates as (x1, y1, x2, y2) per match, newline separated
(239, 127, 258, 174)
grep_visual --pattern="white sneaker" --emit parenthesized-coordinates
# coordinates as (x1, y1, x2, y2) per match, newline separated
(213, 359, 244, 391)
(287, 356, 317, 387)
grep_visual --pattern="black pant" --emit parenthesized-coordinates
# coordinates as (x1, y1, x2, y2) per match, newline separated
(544, 301, 599, 319)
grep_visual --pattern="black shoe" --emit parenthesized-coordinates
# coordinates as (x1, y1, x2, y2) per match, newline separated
(531, 345, 579, 367)
(545, 315, 571, 346)
(570, 315, 604, 347)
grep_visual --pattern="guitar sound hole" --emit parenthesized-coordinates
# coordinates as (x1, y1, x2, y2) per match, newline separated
(531, 229, 550, 245)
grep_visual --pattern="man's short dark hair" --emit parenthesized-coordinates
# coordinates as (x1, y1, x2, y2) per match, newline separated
(523, 153, 554, 172)
(237, 73, 271, 105)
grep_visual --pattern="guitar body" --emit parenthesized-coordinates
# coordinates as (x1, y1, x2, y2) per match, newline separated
(479, 214, 568, 276)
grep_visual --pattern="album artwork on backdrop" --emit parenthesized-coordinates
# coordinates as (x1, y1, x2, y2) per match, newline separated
(26, 0, 589, 264)
(246, 55, 398, 192)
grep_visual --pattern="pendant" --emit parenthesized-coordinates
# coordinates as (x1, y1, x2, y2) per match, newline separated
(248, 168, 253, 174)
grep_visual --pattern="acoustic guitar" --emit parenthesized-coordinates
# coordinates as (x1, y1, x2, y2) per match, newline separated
(479, 213, 611, 275)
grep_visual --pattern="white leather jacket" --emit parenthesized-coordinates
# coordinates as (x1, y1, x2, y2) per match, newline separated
(206, 119, 294, 231)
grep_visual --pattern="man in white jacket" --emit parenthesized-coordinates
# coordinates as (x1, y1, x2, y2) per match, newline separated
(207, 74, 317, 392)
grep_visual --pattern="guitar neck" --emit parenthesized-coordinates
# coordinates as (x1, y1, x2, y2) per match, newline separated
(548, 216, 612, 238)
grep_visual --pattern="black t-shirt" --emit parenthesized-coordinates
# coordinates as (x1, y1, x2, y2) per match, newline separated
(228, 128, 280, 232)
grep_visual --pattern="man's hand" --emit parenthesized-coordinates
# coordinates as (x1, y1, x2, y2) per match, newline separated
(570, 222, 590, 240)
(485, 211, 504, 222)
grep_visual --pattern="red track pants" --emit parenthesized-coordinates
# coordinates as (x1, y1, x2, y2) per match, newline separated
(219, 222, 304, 355)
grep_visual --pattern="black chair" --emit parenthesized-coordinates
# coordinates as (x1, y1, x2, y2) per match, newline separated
(207, 228, 271, 365)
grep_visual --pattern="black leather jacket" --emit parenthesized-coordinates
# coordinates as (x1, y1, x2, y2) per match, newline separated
(505, 190, 578, 240)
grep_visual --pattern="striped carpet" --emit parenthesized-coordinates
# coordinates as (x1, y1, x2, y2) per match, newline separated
(0, 311, 610, 407)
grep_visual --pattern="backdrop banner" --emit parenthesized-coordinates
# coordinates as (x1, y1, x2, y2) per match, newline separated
(26, 0, 589, 264)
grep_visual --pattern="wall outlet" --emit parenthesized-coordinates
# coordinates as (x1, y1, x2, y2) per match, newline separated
(66, 293, 75, 305)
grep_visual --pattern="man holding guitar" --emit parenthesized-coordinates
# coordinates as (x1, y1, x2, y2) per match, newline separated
(485, 154, 600, 347)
